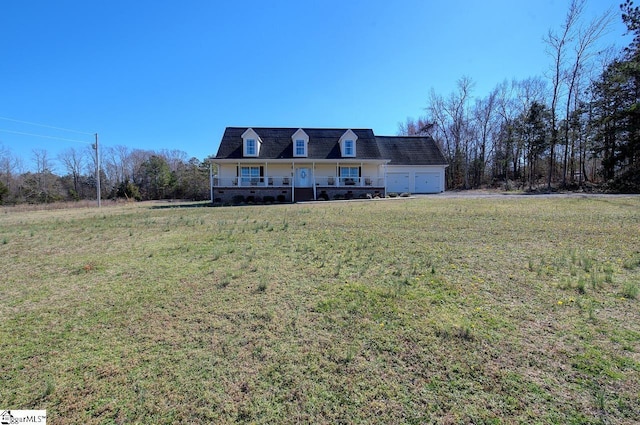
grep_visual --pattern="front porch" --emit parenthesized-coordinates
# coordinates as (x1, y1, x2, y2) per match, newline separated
(212, 174, 386, 204)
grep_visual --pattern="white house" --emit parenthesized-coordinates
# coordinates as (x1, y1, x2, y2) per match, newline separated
(212, 127, 447, 203)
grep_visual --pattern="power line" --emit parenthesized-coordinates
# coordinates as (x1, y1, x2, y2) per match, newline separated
(0, 128, 92, 145)
(0, 116, 94, 136)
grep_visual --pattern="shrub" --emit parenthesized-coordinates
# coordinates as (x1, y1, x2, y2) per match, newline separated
(388, 192, 398, 198)
(333, 193, 345, 200)
(318, 191, 329, 201)
(232, 195, 245, 205)
(263, 195, 275, 203)
(400, 192, 411, 197)
(277, 194, 286, 203)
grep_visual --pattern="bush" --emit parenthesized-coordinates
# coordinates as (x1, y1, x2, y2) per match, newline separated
(388, 192, 398, 198)
(317, 191, 329, 201)
(232, 195, 245, 205)
(333, 193, 345, 200)
(116, 180, 142, 201)
(263, 195, 275, 204)
(400, 192, 411, 197)
(276, 194, 286, 203)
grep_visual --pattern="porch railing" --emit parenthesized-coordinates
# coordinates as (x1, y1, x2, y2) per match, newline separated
(315, 176, 384, 187)
(213, 176, 292, 187)
(213, 176, 384, 187)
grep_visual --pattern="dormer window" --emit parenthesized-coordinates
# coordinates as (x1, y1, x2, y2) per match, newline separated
(241, 128, 262, 157)
(246, 139, 257, 156)
(291, 128, 309, 157)
(343, 140, 354, 156)
(295, 139, 306, 156)
(339, 129, 358, 157)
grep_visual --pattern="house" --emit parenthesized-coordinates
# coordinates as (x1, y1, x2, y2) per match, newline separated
(212, 127, 447, 203)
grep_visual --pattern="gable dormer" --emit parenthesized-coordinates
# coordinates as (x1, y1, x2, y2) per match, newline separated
(339, 129, 358, 157)
(241, 128, 262, 157)
(291, 128, 309, 157)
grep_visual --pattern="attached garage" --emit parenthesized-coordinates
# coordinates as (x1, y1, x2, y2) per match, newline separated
(377, 136, 448, 194)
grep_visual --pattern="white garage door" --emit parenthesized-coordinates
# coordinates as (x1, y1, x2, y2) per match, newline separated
(414, 172, 441, 193)
(387, 173, 410, 193)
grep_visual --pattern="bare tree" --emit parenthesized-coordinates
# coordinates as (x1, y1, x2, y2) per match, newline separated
(544, 0, 584, 189)
(160, 149, 188, 173)
(561, 7, 615, 187)
(58, 147, 85, 196)
(471, 88, 499, 186)
(425, 76, 474, 189)
(397, 116, 433, 136)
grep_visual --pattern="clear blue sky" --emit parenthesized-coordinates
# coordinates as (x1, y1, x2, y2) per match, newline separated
(0, 0, 627, 172)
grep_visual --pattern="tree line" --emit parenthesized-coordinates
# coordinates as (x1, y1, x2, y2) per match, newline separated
(0, 144, 213, 204)
(399, 0, 640, 193)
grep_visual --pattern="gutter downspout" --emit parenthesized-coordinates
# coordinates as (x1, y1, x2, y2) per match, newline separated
(383, 163, 387, 195)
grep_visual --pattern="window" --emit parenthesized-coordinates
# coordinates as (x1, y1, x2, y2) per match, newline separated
(291, 129, 309, 157)
(245, 139, 257, 156)
(241, 128, 262, 157)
(240, 166, 261, 185)
(343, 140, 354, 156)
(340, 166, 359, 185)
(295, 139, 306, 156)
(339, 129, 357, 157)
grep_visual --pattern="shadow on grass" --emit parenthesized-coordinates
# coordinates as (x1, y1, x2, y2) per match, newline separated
(148, 201, 212, 210)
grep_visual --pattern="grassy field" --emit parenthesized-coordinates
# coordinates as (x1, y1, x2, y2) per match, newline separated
(1, 196, 639, 424)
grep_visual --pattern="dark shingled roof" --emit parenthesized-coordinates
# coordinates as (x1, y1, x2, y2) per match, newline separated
(375, 136, 448, 165)
(216, 127, 381, 160)
(215, 127, 447, 165)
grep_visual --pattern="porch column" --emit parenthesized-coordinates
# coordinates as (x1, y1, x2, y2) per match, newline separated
(264, 162, 268, 187)
(312, 162, 316, 200)
(360, 162, 364, 186)
(237, 162, 241, 186)
(291, 161, 295, 203)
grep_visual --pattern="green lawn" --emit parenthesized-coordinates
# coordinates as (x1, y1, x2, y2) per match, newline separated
(1, 196, 639, 424)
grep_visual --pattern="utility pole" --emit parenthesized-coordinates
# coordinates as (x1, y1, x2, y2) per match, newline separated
(93, 133, 101, 207)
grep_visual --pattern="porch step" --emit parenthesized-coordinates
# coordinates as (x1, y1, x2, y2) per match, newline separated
(294, 188, 314, 202)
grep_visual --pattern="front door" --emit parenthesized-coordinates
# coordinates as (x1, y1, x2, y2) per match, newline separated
(295, 167, 312, 187)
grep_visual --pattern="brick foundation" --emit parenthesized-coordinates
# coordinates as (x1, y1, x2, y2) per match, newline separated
(213, 186, 385, 204)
